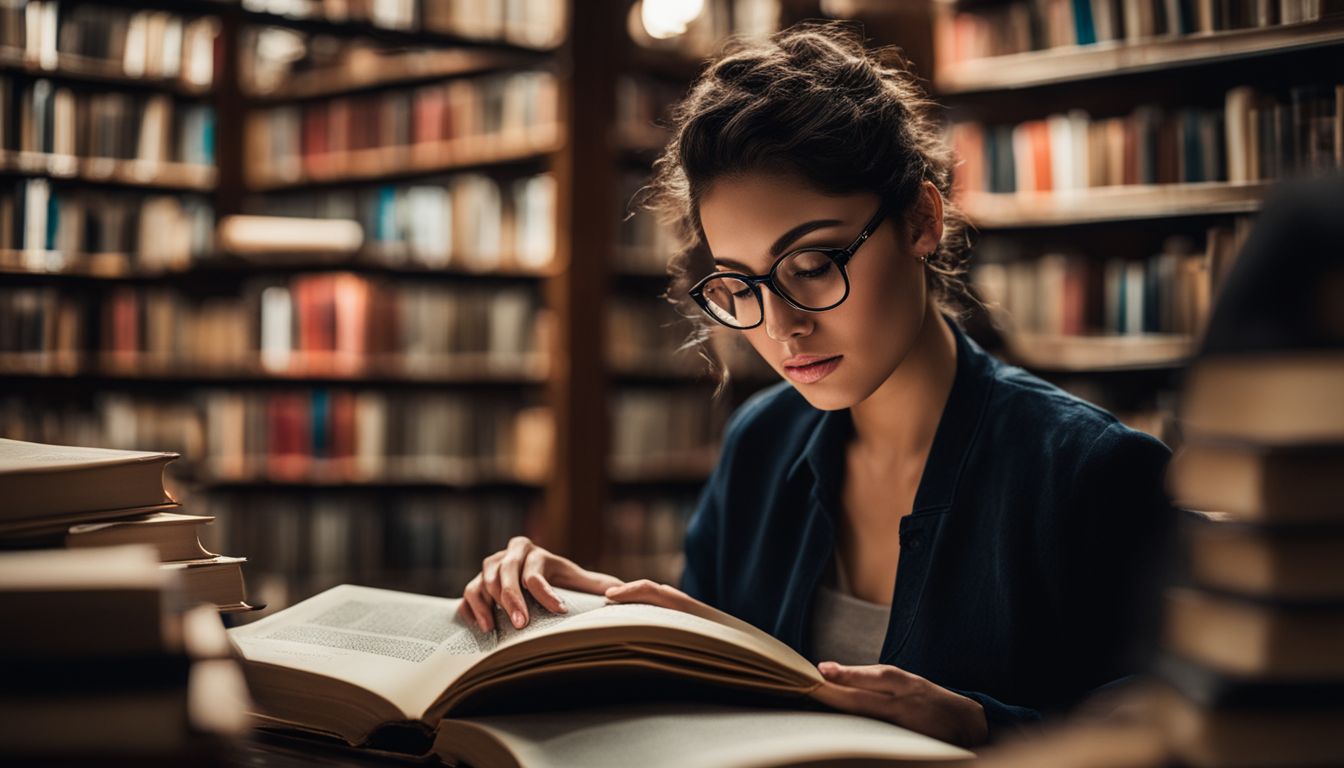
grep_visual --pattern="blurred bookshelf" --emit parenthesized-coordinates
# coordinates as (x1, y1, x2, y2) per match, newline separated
(0, 0, 811, 611)
(927, 0, 1344, 449)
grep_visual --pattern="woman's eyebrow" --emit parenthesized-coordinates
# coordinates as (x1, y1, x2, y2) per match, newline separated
(712, 218, 846, 271)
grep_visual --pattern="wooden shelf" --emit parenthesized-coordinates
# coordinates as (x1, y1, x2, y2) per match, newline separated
(0, 150, 216, 191)
(958, 181, 1272, 228)
(0, 354, 550, 386)
(245, 131, 564, 191)
(0, 250, 556, 281)
(1003, 333, 1195, 372)
(936, 18, 1344, 94)
(0, 48, 213, 97)
(239, 8, 562, 54)
(244, 48, 547, 104)
(184, 470, 543, 491)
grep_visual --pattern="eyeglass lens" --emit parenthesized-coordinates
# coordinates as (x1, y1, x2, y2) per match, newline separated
(700, 250, 845, 328)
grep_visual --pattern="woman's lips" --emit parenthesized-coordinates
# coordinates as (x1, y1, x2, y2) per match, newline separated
(783, 355, 842, 384)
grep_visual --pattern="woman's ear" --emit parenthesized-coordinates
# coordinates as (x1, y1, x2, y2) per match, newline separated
(907, 181, 944, 258)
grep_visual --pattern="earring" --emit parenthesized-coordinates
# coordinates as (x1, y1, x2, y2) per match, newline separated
(919, 251, 934, 263)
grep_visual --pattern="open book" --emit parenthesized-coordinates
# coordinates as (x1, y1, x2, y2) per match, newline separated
(228, 585, 972, 766)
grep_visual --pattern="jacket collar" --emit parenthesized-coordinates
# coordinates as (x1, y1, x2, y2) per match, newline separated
(785, 317, 997, 516)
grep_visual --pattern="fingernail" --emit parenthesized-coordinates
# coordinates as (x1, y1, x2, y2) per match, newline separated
(818, 662, 838, 675)
(551, 592, 568, 612)
(477, 618, 489, 633)
(512, 610, 526, 628)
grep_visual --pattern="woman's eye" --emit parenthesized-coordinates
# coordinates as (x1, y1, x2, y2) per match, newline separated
(792, 263, 832, 279)
(730, 287, 752, 298)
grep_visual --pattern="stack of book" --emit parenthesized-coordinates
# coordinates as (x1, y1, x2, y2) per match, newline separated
(0, 545, 251, 765)
(1155, 357, 1344, 766)
(0, 437, 257, 613)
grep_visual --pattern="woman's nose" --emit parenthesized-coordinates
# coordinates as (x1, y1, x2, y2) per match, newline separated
(761, 286, 812, 342)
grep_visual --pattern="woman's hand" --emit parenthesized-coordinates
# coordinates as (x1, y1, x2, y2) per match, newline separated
(812, 662, 988, 748)
(601, 578, 703, 612)
(458, 536, 624, 632)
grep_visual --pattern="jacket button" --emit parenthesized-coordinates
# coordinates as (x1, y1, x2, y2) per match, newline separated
(905, 535, 922, 550)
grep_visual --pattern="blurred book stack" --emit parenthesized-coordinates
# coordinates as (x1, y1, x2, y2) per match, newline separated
(0, 437, 258, 613)
(0, 545, 250, 765)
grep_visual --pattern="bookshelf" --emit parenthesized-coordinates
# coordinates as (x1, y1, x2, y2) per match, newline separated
(924, 0, 1344, 444)
(0, 0, 580, 613)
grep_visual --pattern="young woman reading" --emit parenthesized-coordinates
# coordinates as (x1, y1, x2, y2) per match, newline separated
(456, 23, 1173, 747)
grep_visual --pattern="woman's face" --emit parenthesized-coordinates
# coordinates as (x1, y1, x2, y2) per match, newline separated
(698, 171, 936, 411)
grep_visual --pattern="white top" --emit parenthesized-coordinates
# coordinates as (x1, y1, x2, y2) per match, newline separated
(808, 551, 893, 665)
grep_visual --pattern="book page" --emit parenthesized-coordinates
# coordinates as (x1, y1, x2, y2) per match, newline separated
(437, 703, 974, 768)
(498, 590, 821, 683)
(228, 584, 497, 720)
(0, 437, 174, 472)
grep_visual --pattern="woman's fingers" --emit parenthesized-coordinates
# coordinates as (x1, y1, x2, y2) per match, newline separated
(817, 662, 916, 693)
(604, 579, 692, 611)
(461, 575, 495, 633)
(521, 548, 567, 614)
(497, 537, 534, 628)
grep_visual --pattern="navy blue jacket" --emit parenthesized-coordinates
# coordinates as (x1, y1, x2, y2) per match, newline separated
(680, 319, 1174, 737)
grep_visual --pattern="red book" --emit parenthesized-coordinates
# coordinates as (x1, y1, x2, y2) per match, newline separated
(267, 392, 311, 480)
(105, 288, 140, 356)
(329, 390, 356, 479)
(1030, 121, 1053, 193)
(302, 102, 329, 177)
(415, 85, 447, 144)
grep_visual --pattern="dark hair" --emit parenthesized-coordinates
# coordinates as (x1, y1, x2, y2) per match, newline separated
(636, 21, 973, 389)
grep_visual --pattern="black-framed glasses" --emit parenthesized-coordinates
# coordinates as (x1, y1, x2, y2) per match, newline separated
(689, 204, 888, 330)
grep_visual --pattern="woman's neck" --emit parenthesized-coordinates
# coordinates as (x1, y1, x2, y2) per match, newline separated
(848, 303, 958, 465)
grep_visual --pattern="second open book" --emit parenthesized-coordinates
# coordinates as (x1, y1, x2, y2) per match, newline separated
(228, 584, 973, 766)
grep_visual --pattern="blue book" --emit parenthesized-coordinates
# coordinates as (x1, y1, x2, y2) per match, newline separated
(1072, 0, 1097, 44)
(311, 389, 328, 459)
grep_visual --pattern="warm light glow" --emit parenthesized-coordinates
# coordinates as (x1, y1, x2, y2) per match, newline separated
(640, 0, 706, 39)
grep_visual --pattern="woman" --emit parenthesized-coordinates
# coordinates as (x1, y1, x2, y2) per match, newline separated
(457, 23, 1172, 747)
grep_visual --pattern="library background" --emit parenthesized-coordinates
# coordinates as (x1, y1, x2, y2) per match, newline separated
(1, 0, 1342, 761)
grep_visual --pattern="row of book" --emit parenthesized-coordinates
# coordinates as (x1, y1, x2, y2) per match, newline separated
(616, 171, 679, 275)
(0, 390, 553, 486)
(245, 70, 559, 187)
(0, 276, 547, 369)
(608, 296, 703, 377)
(200, 491, 539, 616)
(256, 172, 556, 271)
(4, 1, 218, 87)
(949, 82, 1343, 194)
(605, 494, 696, 585)
(1, 75, 216, 167)
(972, 223, 1248, 337)
(615, 75, 680, 150)
(240, 0, 567, 49)
(1, 179, 214, 270)
(938, 0, 1343, 64)
(610, 389, 726, 480)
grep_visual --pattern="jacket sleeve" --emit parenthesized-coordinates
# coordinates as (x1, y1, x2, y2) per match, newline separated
(679, 478, 721, 605)
(1064, 421, 1175, 692)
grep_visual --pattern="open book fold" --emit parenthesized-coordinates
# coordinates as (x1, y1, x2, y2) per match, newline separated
(228, 584, 972, 766)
